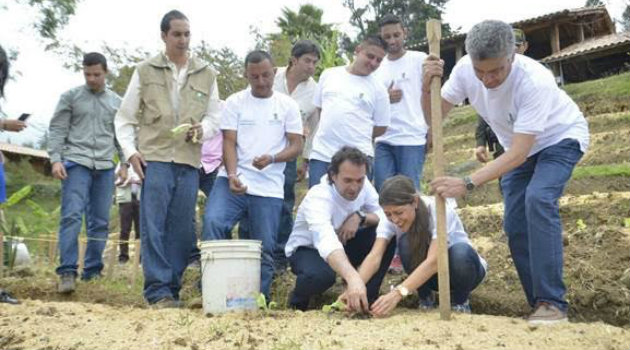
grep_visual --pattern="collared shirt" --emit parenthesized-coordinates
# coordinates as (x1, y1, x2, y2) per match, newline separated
(116, 52, 221, 161)
(273, 67, 318, 158)
(285, 174, 385, 260)
(47, 85, 122, 169)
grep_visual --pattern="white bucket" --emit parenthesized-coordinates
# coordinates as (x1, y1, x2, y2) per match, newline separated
(200, 239, 262, 314)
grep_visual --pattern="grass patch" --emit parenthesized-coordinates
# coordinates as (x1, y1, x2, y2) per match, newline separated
(563, 72, 630, 115)
(572, 163, 630, 180)
(444, 105, 477, 129)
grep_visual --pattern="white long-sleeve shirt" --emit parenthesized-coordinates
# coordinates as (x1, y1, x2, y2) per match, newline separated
(115, 55, 222, 161)
(285, 174, 385, 260)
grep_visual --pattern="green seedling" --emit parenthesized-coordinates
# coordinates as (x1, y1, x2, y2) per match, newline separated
(576, 219, 587, 230)
(322, 300, 346, 313)
(624, 218, 630, 228)
(256, 293, 277, 311)
(171, 123, 192, 136)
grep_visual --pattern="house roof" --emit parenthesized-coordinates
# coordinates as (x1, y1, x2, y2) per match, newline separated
(541, 32, 630, 63)
(0, 142, 49, 159)
(411, 5, 612, 50)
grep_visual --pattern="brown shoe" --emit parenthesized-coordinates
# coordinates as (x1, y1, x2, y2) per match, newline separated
(527, 302, 568, 325)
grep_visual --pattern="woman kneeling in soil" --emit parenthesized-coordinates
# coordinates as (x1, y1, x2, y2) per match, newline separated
(357, 175, 486, 317)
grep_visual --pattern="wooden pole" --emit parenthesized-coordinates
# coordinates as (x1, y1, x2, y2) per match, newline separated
(106, 233, 117, 278)
(427, 19, 451, 321)
(78, 238, 86, 274)
(132, 238, 141, 285)
(48, 239, 56, 265)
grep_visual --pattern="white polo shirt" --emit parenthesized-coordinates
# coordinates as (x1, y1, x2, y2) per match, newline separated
(374, 50, 429, 146)
(285, 174, 385, 260)
(273, 66, 318, 158)
(218, 89, 303, 199)
(310, 66, 390, 161)
(442, 54, 589, 157)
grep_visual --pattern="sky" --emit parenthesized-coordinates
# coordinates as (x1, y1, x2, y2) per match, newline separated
(0, 0, 627, 145)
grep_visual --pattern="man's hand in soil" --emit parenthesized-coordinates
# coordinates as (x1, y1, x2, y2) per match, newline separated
(340, 276, 369, 313)
(51, 162, 67, 180)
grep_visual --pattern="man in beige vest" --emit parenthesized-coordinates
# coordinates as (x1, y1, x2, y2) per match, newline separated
(115, 9, 221, 307)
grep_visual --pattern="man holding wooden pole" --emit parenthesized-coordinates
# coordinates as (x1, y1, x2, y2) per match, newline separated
(422, 20, 589, 325)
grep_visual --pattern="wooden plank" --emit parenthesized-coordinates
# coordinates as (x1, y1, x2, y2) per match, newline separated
(427, 19, 451, 321)
(132, 238, 141, 285)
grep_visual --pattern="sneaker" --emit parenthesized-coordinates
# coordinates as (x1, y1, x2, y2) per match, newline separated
(151, 296, 180, 309)
(58, 273, 76, 294)
(0, 289, 19, 304)
(527, 302, 568, 325)
(451, 300, 471, 314)
(418, 293, 437, 310)
(388, 254, 404, 275)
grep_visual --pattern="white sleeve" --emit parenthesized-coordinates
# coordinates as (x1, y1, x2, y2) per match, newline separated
(375, 215, 396, 241)
(429, 199, 465, 243)
(441, 59, 468, 106)
(372, 83, 391, 127)
(115, 70, 141, 161)
(302, 190, 344, 260)
(220, 96, 239, 131)
(285, 99, 304, 135)
(512, 78, 554, 135)
(201, 79, 222, 141)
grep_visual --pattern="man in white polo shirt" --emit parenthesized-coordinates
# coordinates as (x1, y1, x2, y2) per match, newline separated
(285, 146, 396, 312)
(202, 50, 303, 300)
(424, 20, 589, 324)
(308, 36, 391, 188)
(373, 14, 429, 192)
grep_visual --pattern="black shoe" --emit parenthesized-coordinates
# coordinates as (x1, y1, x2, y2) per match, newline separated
(0, 289, 19, 304)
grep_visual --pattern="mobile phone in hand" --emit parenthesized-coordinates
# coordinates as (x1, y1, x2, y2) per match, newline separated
(18, 113, 31, 121)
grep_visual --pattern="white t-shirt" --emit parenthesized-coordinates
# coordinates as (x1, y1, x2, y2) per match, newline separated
(442, 54, 589, 157)
(273, 66, 318, 158)
(310, 66, 390, 161)
(285, 174, 385, 260)
(376, 196, 487, 271)
(374, 50, 429, 145)
(218, 89, 303, 199)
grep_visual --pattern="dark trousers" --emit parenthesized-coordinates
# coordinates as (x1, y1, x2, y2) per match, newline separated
(189, 169, 218, 264)
(118, 194, 140, 262)
(288, 226, 396, 310)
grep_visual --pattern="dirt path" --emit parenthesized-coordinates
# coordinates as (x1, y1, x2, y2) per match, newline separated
(1, 300, 628, 350)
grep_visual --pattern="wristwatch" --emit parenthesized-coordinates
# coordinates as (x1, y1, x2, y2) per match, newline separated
(395, 285, 410, 298)
(463, 176, 476, 192)
(355, 210, 367, 226)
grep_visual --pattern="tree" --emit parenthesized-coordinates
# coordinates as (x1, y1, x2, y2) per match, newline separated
(343, 0, 454, 47)
(275, 4, 335, 42)
(195, 42, 247, 99)
(584, 0, 603, 7)
(622, 4, 630, 32)
(9, 0, 80, 47)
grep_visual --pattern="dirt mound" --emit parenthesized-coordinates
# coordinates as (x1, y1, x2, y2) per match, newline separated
(1, 300, 628, 350)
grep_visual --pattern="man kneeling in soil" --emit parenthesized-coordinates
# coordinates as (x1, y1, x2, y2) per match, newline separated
(423, 20, 589, 324)
(285, 146, 396, 312)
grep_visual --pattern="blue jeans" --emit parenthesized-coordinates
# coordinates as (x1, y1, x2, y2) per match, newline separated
(56, 162, 115, 280)
(374, 143, 426, 192)
(288, 226, 396, 310)
(501, 138, 583, 313)
(276, 159, 297, 269)
(398, 234, 486, 304)
(202, 177, 283, 299)
(140, 162, 198, 303)
(189, 169, 219, 264)
(308, 157, 374, 189)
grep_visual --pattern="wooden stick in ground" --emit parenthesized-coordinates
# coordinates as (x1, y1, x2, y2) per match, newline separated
(427, 18, 451, 321)
(78, 238, 86, 274)
(106, 233, 117, 278)
(132, 238, 141, 285)
(48, 238, 56, 265)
